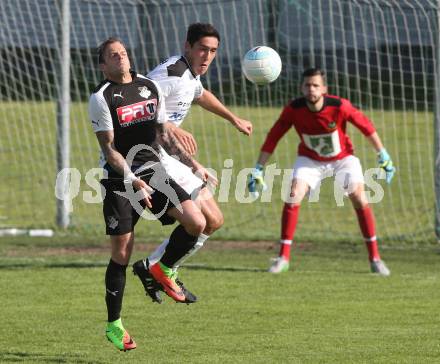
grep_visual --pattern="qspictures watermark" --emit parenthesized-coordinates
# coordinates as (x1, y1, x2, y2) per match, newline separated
(55, 158, 389, 218)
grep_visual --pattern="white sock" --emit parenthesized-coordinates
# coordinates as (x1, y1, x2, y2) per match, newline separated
(172, 233, 210, 270)
(148, 239, 169, 266)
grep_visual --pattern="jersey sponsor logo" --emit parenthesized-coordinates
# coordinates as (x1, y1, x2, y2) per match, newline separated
(116, 100, 157, 127)
(169, 112, 184, 121)
(138, 86, 151, 99)
(303, 130, 341, 157)
(177, 101, 192, 107)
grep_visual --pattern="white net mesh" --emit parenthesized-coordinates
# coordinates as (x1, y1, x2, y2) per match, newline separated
(0, 0, 437, 243)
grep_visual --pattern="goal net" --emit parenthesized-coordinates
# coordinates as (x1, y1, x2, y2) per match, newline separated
(0, 0, 438, 244)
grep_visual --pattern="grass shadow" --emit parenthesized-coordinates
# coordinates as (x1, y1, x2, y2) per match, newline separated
(0, 351, 106, 363)
(183, 263, 266, 273)
(0, 261, 107, 270)
(0, 261, 266, 272)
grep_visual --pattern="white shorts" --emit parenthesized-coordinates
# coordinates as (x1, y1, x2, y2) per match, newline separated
(292, 155, 365, 191)
(159, 147, 204, 195)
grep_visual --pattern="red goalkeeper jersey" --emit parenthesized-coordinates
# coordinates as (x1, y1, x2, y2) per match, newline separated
(261, 95, 376, 161)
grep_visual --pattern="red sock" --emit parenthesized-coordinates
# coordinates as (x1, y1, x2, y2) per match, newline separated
(279, 204, 300, 260)
(355, 206, 380, 261)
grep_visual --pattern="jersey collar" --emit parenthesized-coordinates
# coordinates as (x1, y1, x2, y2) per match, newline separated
(106, 70, 137, 85)
(181, 56, 198, 78)
(306, 95, 328, 113)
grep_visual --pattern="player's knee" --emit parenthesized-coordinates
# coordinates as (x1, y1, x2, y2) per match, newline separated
(288, 190, 305, 205)
(192, 218, 206, 236)
(214, 212, 225, 230)
(185, 214, 206, 236)
(349, 190, 368, 208)
(112, 250, 131, 265)
(110, 234, 133, 265)
(205, 211, 224, 234)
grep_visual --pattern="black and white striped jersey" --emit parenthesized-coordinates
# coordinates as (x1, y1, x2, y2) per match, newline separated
(147, 56, 204, 126)
(89, 71, 166, 169)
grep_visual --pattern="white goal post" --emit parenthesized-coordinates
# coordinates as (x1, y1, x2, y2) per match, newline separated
(0, 0, 438, 243)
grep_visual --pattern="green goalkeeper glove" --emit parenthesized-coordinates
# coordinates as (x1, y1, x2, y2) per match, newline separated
(377, 148, 395, 184)
(247, 163, 267, 198)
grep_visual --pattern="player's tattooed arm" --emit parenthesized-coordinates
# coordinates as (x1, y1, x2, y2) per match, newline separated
(155, 123, 195, 168)
(156, 123, 219, 186)
(96, 130, 134, 177)
(96, 130, 153, 207)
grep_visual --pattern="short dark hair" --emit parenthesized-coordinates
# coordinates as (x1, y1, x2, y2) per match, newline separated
(97, 37, 126, 64)
(186, 23, 220, 46)
(302, 68, 326, 83)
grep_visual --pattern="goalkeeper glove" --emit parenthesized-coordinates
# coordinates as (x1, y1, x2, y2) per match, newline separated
(247, 163, 267, 198)
(377, 148, 396, 184)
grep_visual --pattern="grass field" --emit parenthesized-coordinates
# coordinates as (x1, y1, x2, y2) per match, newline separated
(1, 236, 439, 363)
(0, 102, 436, 243)
(1, 101, 438, 362)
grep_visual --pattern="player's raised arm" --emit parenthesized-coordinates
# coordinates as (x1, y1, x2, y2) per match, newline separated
(195, 89, 253, 135)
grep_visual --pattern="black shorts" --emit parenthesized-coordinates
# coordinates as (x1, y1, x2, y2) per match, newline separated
(101, 171, 191, 235)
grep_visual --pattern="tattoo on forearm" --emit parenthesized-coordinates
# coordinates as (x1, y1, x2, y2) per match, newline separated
(102, 143, 130, 177)
(156, 124, 193, 167)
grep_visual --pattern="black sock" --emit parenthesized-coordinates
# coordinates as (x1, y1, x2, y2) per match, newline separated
(105, 259, 127, 322)
(160, 225, 198, 268)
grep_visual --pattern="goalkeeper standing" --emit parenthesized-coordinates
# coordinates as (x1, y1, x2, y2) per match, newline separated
(133, 23, 253, 302)
(248, 68, 395, 275)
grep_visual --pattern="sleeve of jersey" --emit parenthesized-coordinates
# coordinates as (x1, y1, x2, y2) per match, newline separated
(261, 106, 293, 153)
(88, 93, 113, 132)
(194, 79, 204, 99)
(343, 99, 375, 136)
(149, 73, 173, 98)
(150, 79, 167, 124)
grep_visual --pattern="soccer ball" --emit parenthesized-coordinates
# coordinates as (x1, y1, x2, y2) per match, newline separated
(242, 46, 282, 85)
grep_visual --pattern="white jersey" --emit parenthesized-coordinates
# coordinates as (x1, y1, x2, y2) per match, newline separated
(147, 55, 204, 126)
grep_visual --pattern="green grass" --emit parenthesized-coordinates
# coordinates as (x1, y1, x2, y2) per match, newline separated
(0, 101, 436, 243)
(1, 238, 439, 363)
